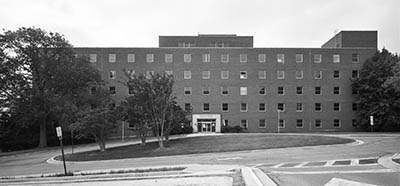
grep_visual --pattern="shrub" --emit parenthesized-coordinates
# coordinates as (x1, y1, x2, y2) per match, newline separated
(221, 125, 243, 133)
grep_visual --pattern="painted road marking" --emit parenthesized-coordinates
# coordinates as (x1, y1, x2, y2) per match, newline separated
(324, 178, 378, 186)
(294, 162, 308, 168)
(217, 157, 243, 161)
(269, 168, 395, 175)
(272, 163, 284, 168)
(351, 159, 359, 165)
(324, 160, 335, 167)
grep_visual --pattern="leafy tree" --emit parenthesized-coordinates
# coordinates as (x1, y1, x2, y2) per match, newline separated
(0, 27, 101, 147)
(124, 73, 175, 148)
(352, 49, 400, 131)
(70, 85, 119, 152)
(119, 91, 152, 145)
(163, 103, 191, 141)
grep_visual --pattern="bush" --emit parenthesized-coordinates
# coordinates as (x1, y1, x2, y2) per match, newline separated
(221, 125, 243, 133)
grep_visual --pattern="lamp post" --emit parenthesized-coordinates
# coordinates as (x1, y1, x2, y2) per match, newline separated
(277, 110, 281, 134)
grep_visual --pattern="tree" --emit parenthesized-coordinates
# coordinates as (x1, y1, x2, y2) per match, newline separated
(119, 93, 152, 145)
(0, 27, 101, 147)
(124, 73, 175, 148)
(351, 49, 400, 131)
(70, 85, 119, 152)
(163, 103, 190, 141)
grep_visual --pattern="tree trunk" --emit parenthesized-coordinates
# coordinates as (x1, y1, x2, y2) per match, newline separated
(98, 139, 106, 152)
(158, 139, 164, 148)
(38, 119, 48, 148)
(140, 132, 147, 145)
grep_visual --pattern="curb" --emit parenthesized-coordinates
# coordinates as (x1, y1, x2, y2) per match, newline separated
(241, 167, 277, 186)
(377, 153, 400, 172)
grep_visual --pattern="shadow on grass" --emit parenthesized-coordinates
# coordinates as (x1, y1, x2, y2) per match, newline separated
(56, 134, 354, 161)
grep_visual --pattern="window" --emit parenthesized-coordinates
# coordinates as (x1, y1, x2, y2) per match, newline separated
(222, 103, 229, 112)
(296, 86, 303, 95)
(109, 70, 116, 79)
(333, 70, 340, 79)
(259, 119, 266, 128)
(315, 86, 321, 95)
(314, 54, 322, 63)
(296, 54, 303, 63)
(296, 119, 304, 128)
(334, 103, 341, 111)
(221, 71, 229, 79)
(126, 69, 135, 79)
(165, 54, 173, 63)
(315, 119, 322, 128)
(295, 71, 303, 79)
(203, 54, 210, 62)
(258, 54, 266, 63)
(202, 71, 210, 79)
(240, 103, 248, 112)
(259, 86, 266, 95)
(315, 103, 322, 112)
(184, 87, 192, 95)
(277, 103, 285, 111)
(221, 54, 229, 63)
(258, 71, 266, 79)
(221, 87, 229, 95)
(109, 86, 116, 95)
(352, 70, 359, 79)
(128, 87, 134, 95)
(333, 86, 340, 95)
(277, 71, 285, 79)
(202, 86, 210, 95)
(352, 53, 359, 63)
(259, 103, 266, 112)
(334, 119, 341, 128)
(184, 54, 191, 63)
(278, 86, 285, 95)
(240, 54, 247, 63)
(223, 119, 229, 126)
(333, 54, 340, 63)
(146, 71, 154, 79)
(314, 71, 322, 79)
(352, 103, 358, 111)
(203, 103, 210, 112)
(278, 119, 285, 128)
(183, 71, 191, 79)
(90, 87, 96, 95)
(352, 119, 357, 127)
(241, 120, 248, 129)
(165, 70, 173, 76)
(89, 54, 97, 62)
(184, 103, 191, 112)
(240, 87, 247, 95)
(146, 54, 154, 63)
(240, 71, 247, 79)
(296, 103, 303, 112)
(277, 54, 284, 63)
(127, 53, 135, 63)
(109, 54, 116, 63)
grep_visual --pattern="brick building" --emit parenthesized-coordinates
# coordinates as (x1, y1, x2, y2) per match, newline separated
(74, 31, 377, 133)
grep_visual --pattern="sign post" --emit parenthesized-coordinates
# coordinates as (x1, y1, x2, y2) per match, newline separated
(370, 116, 374, 132)
(56, 126, 68, 175)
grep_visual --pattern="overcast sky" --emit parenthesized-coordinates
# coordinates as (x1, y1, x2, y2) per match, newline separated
(1, 0, 399, 52)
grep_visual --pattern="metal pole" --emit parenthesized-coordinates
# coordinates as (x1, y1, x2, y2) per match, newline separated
(59, 136, 67, 175)
(277, 110, 280, 134)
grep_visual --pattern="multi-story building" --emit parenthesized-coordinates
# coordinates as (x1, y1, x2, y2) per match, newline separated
(74, 31, 377, 133)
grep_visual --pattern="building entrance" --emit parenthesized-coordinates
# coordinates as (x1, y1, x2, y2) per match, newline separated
(197, 119, 216, 132)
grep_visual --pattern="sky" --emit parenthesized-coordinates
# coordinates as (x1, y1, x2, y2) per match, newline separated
(1, 0, 399, 53)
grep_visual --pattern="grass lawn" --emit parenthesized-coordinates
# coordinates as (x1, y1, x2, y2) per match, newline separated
(58, 134, 353, 161)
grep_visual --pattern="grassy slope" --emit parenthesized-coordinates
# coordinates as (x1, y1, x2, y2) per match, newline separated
(60, 134, 353, 161)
